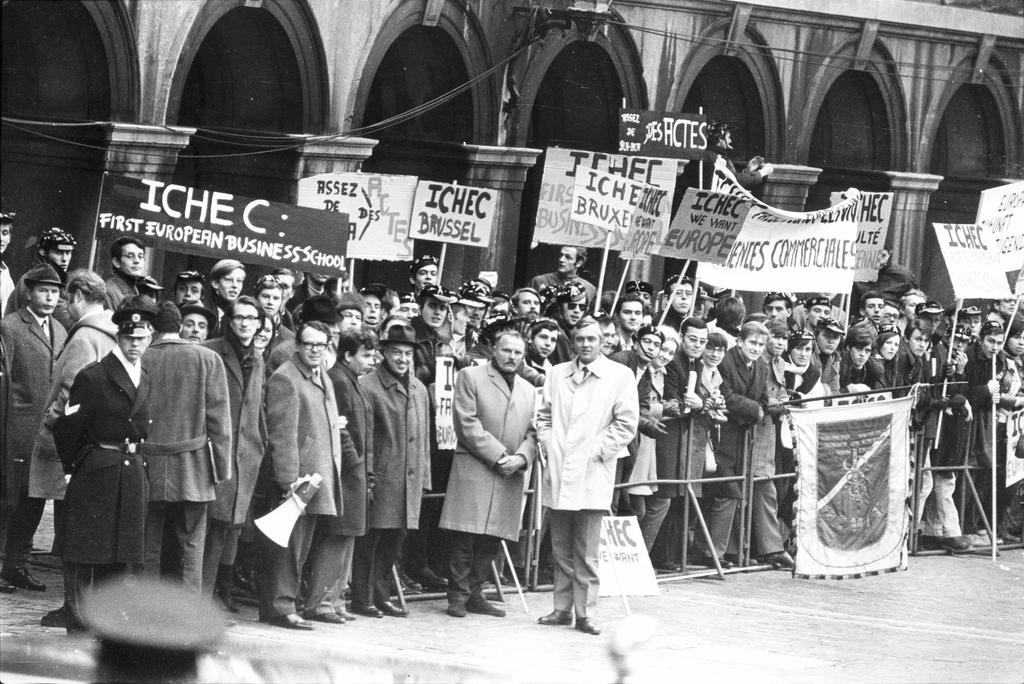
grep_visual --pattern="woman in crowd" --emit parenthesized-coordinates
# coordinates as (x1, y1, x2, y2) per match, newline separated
(872, 324, 902, 389)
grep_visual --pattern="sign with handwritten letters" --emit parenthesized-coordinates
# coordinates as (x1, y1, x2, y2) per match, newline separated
(831, 191, 894, 282)
(975, 180, 1024, 275)
(932, 223, 1012, 299)
(97, 174, 348, 276)
(1006, 409, 1024, 487)
(597, 516, 659, 597)
(411, 180, 496, 247)
(297, 172, 416, 261)
(435, 357, 457, 449)
(569, 169, 668, 260)
(618, 109, 707, 160)
(533, 147, 679, 250)
(658, 188, 751, 265)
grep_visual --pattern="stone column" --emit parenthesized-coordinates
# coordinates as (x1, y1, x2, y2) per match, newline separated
(883, 171, 943, 279)
(762, 164, 822, 211)
(293, 136, 379, 182)
(461, 144, 543, 290)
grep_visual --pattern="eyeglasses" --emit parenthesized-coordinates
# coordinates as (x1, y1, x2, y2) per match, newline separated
(231, 315, 260, 323)
(565, 302, 587, 311)
(300, 341, 328, 351)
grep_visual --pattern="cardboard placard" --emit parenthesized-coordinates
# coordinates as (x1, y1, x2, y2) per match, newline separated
(975, 180, 1024, 274)
(297, 172, 416, 261)
(831, 191, 894, 282)
(533, 148, 679, 250)
(658, 188, 751, 264)
(932, 223, 1012, 299)
(597, 516, 660, 597)
(435, 357, 457, 449)
(411, 180, 496, 247)
(96, 174, 348, 275)
(569, 169, 668, 261)
(1007, 409, 1024, 487)
(618, 109, 707, 160)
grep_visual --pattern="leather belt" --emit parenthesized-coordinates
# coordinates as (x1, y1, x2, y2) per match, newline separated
(96, 440, 142, 454)
(141, 435, 208, 455)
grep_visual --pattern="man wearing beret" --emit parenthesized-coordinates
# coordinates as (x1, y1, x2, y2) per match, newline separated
(0, 263, 68, 594)
(53, 296, 156, 631)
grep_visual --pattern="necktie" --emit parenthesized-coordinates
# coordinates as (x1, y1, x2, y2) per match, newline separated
(312, 367, 321, 383)
(41, 317, 50, 344)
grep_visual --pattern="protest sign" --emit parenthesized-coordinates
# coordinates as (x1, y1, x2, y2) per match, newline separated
(1007, 410, 1024, 487)
(831, 191, 893, 281)
(435, 357, 457, 449)
(533, 148, 679, 250)
(297, 172, 415, 261)
(569, 168, 668, 260)
(597, 516, 659, 597)
(975, 180, 1024, 275)
(96, 173, 348, 275)
(658, 188, 751, 264)
(932, 223, 1012, 299)
(697, 195, 861, 293)
(618, 109, 706, 160)
(411, 180, 496, 247)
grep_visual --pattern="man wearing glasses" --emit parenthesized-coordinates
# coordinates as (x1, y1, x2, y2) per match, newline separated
(260, 320, 348, 629)
(104, 237, 149, 311)
(140, 301, 232, 594)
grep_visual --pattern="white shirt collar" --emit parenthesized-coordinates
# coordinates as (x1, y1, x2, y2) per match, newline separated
(27, 308, 48, 327)
(112, 345, 142, 387)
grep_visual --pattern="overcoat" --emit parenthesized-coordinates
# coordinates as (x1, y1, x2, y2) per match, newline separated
(203, 337, 266, 524)
(359, 365, 431, 529)
(141, 337, 232, 502)
(713, 346, 770, 499)
(439, 363, 538, 540)
(536, 355, 638, 510)
(655, 349, 710, 498)
(103, 271, 137, 311)
(53, 353, 149, 564)
(265, 354, 345, 518)
(1, 307, 67, 502)
(328, 361, 373, 536)
(30, 310, 116, 499)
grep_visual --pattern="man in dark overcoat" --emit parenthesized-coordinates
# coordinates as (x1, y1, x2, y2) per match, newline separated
(439, 330, 536, 618)
(0, 263, 68, 592)
(322, 328, 377, 621)
(202, 296, 266, 608)
(352, 323, 430, 618)
(53, 297, 156, 632)
(259, 320, 346, 630)
(141, 301, 232, 594)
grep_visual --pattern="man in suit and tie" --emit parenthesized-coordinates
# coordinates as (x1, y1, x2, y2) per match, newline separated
(141, 301, 232, 595)
(439, 329, 537, 618)
(260, 320, 347, 630)
(0, 263, 68, 593)
(535, 317, 638, 636)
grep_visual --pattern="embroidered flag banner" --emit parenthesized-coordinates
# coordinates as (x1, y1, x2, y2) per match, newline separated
(790, 395, 913, 578)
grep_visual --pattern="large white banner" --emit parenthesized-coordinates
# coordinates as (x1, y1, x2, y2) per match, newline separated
(533, 147, 679, 250)
(790, 395, 913, 578)
(297, 172, 415, 261)
(831, 191, 894, 282)
(975, 180, 1024, 275)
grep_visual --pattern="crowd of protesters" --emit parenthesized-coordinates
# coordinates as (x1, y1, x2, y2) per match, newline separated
(1, 208, 1023, 638)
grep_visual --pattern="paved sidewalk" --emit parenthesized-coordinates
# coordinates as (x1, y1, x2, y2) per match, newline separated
(2, 545, 1022, 682)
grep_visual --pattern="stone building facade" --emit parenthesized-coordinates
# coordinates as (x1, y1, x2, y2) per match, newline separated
(2, 0, 1022, 299)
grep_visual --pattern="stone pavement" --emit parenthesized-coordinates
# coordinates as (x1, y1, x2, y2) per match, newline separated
(2, 545, 1022, 682)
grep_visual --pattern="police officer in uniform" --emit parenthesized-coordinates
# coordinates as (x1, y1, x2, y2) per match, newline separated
(53, 296, 156, 632)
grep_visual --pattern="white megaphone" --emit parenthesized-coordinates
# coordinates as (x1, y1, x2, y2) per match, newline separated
(255, 473, 323, 547)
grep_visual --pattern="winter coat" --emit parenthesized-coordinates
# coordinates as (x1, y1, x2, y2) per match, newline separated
(440, 363, 537, 541)
(712, 346, 770, 499)
(655, 349, 711, 498)
(328, 361, 373, 536)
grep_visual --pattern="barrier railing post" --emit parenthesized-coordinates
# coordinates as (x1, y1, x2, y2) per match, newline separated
(739, 431, 754, 567)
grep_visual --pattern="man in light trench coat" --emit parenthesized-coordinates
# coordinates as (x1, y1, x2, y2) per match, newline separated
(535, 317, 638, 636)
(439, 329, 537, 618)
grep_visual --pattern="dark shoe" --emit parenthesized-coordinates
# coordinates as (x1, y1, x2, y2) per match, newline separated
(918, 534, 946, 551)
(375, 601, 409, 618)
(2, 567, 46, 592)
(762, 551, 795, 570)
(214, 565, 239, 613)
(308, 611, 346, 624)
(0, 577, 16, 594)
(264, 613, 314, 630)
(397, 573, 422, 595)
(537, 609, 572, 626)
(466, 597, 505, 617)
(410, 567, 447, 592)
(940, 535, 974, 552)
(574, 618, 601, 635)
(446, 601, 467, 618)
(349, 602, 384, 618)
(997, 524, 1022, 544)
(40, 605, 67, 628)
